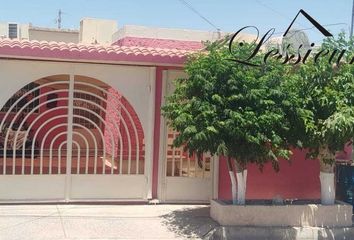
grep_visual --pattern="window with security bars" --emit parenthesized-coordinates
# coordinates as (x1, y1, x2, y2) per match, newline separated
(8, 23, 18, 39)
(73, 92, 105, 129)
(1, 82, 40, 113)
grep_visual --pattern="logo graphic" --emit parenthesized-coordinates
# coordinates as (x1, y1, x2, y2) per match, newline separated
(283, 9, 332, 37)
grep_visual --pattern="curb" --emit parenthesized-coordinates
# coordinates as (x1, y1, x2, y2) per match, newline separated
(205, 226, 354, 240)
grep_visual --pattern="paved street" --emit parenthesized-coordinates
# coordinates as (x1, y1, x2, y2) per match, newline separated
(0, 204, 218, 240)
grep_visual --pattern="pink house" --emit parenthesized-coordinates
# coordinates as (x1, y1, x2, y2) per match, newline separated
(0, 21, 350, 202)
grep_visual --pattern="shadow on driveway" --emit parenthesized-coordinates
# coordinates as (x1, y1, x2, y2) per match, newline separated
(161, 206, 218, 239)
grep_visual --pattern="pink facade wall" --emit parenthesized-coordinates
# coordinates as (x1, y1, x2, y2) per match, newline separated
(218, 145, 353, 200)
(0, 56, 351, 199)
(218, 149, 321, 200)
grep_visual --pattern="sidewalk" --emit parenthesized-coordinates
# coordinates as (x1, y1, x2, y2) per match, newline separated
(1, 204, 353, 240)
(0, 204, 218, 240)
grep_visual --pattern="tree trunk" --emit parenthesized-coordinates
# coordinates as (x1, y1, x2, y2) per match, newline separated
(235, 161, 247, 205)
(226, 157, 237, 204)
(318, 146, 335, 205)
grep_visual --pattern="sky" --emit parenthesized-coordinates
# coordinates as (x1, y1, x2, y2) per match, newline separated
(0, 0, 353, 43)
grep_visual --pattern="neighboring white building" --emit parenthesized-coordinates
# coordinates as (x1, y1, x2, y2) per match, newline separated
(0, 22, 29, 40)
(79, 18, 117, 45)
(0, 18, 255, 46)
(0, 18, 117, 44)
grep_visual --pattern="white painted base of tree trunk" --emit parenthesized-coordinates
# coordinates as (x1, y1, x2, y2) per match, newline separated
(236, 170, 247, 205)
(228, 171, 237, 205)
(319, 171, 335, 205)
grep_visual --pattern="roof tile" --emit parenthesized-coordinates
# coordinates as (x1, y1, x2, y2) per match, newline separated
(0, 38, 197, 65)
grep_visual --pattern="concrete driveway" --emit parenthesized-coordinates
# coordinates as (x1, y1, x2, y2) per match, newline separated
(0, 204, 218, 240)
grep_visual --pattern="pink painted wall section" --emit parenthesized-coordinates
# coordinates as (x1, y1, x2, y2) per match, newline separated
(113, 37, 203, 50)
(218, 149, 321, 200)
(152, 67, 163, 199)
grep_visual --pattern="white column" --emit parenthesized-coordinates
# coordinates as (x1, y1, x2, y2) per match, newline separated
(144, 67, 156, 200)
(65, 74, 74, 202)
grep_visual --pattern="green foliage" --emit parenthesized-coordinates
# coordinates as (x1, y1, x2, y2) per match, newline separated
(162, 41, 297, 171)
(322, 31, 354, 58)
(162, 31, 354, 170)
(292, 32, 354, 164)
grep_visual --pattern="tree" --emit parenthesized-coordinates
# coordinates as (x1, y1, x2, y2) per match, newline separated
(162, 40, 297, 204)
(291, 32, 354, 204)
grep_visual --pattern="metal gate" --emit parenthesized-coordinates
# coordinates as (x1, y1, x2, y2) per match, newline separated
(162, 126, 213, 202)
(336, 164, 354, 210)
(0, 73, 149, 202)
(160, 70, 216, 202)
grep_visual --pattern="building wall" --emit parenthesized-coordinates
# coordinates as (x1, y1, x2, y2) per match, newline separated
(0, 23, 6, 38)
(112, 25, 255, 45)
(113, 25, 225, 42)
(29, 28, 79, 43)
(218, 147, 352, 201)
(80, 18, 117, 45)
(218, 149, 321, 200)
(19, 24, 29, 40)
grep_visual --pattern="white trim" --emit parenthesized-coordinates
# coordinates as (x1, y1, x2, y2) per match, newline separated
(0, 199, 148, 204)
(162, 200, 210, 204)
(64, 73, 74, 202)
(157, 70, 169, 201)
(144, 67, 156, 200)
